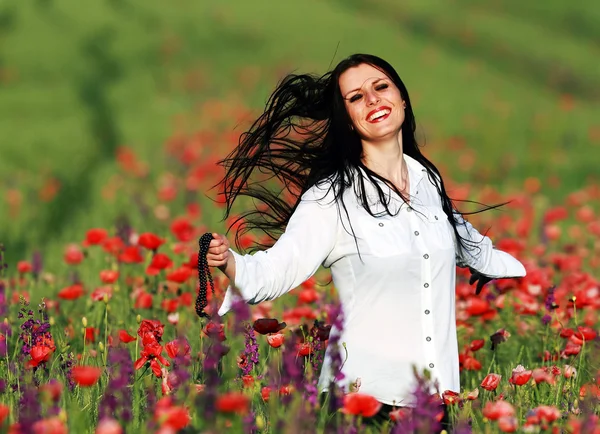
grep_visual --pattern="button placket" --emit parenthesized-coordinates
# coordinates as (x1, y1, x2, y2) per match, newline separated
(417, 214, 436, 375)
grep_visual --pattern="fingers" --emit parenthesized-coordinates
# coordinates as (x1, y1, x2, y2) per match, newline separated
(206, 233, 230, 268)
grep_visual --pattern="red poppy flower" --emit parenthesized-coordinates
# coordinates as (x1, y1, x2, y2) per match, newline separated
(95, 419, 123, 434)
(241, 375, 254, 387)
(161, 298, 179, 314)
(72, 366, 102, 387)
(203, 322, 226, 342)
(179, 292, 192, 306)
(165, 339, 191, 359)
(509, 365, 532, 386)
(469, 339, 485, 352)
(28, 345, 55, 368)
(253, 318, 287, 335)
(282, 306, 317, 324)
(134, 342, 170, 377)
(118, 330, 137, 343)
(296, 342, 312, 357)
(465, 297, 490, 316)
(91, 286, 112, 302)
(137, 320, 165, 341)
(64, 244, 84, 265)
(138, 233, 165, 251)
(574, 326, 597, 341)
(85, 327, 98, 343)
(135, 292, 153, 309)
(341, 393, 382, 418)
(102, 236, 125, 255)
(266, 333, 285, 348)
(481, 373, 502, 391)
(154, 397, 191, 430)
(32, 416, 68, 434)
(40, 380, 63, 402)
(261, 386, 271, 402)
(298, 288, 320, 304)
(118, 246, 144, 264)
(215, 392, 250, 414)
(562, 341, 581, 357)
(442, 390, 461, 405)
(58, 284, 85, 300)
(86, 228, 108, 245)
(532, 368, 555, 385)
(497, 416, 518, 433)
(165, 266, 192, 284)
(17, 261, 32, 274)
(482, 400, 515, 420)
(99, 270, 119, 284)
(170, 217, 195, 242)
(0, 404, 9, 425)
(146, 253, 173, 275)
(462, 356, 482, 371)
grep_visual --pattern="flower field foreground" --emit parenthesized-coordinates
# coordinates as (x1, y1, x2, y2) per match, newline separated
(1, 136, 599, 433)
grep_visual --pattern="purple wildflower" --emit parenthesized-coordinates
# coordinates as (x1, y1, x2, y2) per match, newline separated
(59, 352, 76, 391)
(240, 324, 259, 376)
(391, 369, 443, 434)
(197, 313, 228, 424)
(31, 250, 43, 278)
(230, 289, 250, 334)
(18, 383, 42, 432)
(98, 347, 134, 422)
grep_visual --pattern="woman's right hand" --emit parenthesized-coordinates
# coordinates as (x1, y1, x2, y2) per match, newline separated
(207, 233, 236, 282)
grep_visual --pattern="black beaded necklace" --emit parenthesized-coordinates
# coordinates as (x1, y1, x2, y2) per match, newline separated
(195, 233, 215, 319)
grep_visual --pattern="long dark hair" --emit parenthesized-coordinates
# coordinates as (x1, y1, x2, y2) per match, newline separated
(216, 53, 499, 258)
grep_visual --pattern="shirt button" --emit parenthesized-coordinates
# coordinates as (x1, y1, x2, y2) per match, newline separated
(424, 310, 430, 315)
(378, 222, 384, 227)
(426, 337, 432, 342)
(423, 254, 429, 259)
(424, 283, 429, 288)
(407, 207, 412, 213)
(429, 363, 435, 368)
(414, 231, 420, 236)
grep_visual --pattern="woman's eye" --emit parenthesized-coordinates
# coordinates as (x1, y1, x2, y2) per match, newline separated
(349, 94, 362, 103)
(375, 84, 389, 91)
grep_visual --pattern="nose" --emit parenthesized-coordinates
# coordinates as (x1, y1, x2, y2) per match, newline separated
(365, 90, 380, 106)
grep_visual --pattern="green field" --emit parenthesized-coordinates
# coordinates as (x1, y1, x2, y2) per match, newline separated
(1, 0, 599, 267)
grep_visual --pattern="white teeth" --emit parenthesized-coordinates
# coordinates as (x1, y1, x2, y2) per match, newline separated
(368, 109, 390, 121)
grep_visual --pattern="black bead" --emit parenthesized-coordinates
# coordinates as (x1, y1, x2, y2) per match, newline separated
(195, 233, 215, 319)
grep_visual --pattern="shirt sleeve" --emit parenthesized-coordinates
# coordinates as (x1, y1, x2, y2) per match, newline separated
(452, 212, 526, 279)
(217, 183, 339, 316)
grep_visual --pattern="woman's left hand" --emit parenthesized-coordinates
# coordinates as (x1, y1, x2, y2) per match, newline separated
(468, 267, 493, 295)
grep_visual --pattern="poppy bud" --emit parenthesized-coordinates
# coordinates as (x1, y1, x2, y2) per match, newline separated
(103, 294, 109, 304)
(98, 342, 105, 352)
(136, 314, 141, 324)
(82, 317, 88, 327)
(49, 317, 55, 326)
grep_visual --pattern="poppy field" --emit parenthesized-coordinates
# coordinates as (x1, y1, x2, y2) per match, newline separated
(0, 0, 599, 433)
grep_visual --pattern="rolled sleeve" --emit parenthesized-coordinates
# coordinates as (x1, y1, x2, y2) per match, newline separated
(453, 212, 526, 279)
(218, 183, 339, 316)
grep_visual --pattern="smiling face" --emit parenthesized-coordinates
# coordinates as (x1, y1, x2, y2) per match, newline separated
(338, 63, 405, 142)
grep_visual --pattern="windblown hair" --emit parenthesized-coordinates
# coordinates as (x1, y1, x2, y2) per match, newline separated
(216, 53, 500, 258)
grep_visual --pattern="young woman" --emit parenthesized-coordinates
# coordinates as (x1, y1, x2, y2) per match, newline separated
(205, 54, 526, 425)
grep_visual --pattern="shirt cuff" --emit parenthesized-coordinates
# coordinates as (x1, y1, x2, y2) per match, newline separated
(477, 249, 527, 279)
(217, 248, 248, 316)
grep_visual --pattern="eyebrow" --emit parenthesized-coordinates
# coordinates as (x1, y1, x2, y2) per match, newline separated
(343, 78, 386, 98)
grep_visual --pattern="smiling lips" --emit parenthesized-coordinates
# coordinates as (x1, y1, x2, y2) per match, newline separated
(366, 106, 392, 123)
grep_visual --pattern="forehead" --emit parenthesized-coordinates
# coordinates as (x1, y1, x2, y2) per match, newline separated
(338, 63, 389, 94)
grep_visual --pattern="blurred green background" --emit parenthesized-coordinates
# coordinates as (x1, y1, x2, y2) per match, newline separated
(1, 0, 599, 269)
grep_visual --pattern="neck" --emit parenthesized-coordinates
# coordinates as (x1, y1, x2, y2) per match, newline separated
(361, 132, 407, 185)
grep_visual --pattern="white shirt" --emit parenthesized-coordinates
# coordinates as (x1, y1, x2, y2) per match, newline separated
(218, 154, 526, 406)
